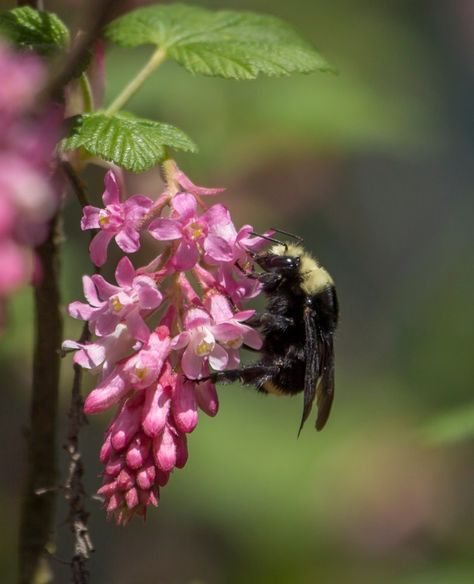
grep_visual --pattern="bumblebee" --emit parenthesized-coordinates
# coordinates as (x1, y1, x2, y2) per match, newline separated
(208, 234, 339, 433)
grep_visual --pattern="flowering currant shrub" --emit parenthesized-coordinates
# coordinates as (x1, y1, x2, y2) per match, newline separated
(1, 2, 330, 575)
(64, 161, 268, 523)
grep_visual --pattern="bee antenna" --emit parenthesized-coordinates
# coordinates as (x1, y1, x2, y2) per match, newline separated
(250, 231, 288, 249)
(270, 228, 303, 245)
(250, 231, 287, 249)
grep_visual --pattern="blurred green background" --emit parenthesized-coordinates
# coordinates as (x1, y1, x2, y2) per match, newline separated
(1, 0, 473, 582)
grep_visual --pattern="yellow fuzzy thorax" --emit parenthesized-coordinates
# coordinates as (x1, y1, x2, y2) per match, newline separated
(271, 243, 334, 294)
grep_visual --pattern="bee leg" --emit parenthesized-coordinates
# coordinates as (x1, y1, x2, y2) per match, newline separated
(245, 313, 293, 330)
(202, 363, 280, 386)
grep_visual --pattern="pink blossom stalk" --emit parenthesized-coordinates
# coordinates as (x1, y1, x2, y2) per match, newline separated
(65, 161, 268, 523)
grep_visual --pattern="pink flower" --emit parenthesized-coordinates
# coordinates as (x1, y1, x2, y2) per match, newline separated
(123, 326, 171, 389)
(141, 363, 174, 438)
(148, 195, 235, 270)
(83, 326, 171, 414)
(67, 162, 269, 523)
(68, 256, 162, 342)
(0, 239, 31, 295)
(62, 323, 134, 375)
(81, 170, 153, 266)
(172, 375, 198, 433)
(171, 308, 228, 379)
(0, 45, 60, 320)
(0, 43, 45, 116)
(171, 299, 262, 379)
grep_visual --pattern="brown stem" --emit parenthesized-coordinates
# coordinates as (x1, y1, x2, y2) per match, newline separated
(17, 1, 44, 8)
(45, 0, 121, 103)
(64, 322, 94, 584)
(18, 212, 63, 584)
(61, 160, 97, 584)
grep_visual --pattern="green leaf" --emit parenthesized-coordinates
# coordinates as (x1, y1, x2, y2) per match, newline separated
(106, 3, 332, 80)
(61, 111, 197, 172)
(0, 6, 69, 56)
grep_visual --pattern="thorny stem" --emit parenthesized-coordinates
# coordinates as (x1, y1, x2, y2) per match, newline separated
(64, 323, 94, 584)
(62, 161, 98, 584)
(105, 47, 167, 116)
(18, 211, 63, 584)
(61, 161, 90, 209)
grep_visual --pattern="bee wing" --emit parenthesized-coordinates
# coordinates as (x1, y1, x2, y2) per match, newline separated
(298, 307, 320, 436)
(315, 334, 335, 431)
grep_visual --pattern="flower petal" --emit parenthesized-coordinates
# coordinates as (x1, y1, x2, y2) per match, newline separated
(124, 194, 153, 212)
(116, 227, 140, 254)
(82, 275, 101, 306)
(172, 193, 196, 220)
(242, 324, 263, 350)
(171, 331, 190, 351)
(68, 300, 94, 321)
(184, 308, 211, 329)
(148, 218, 182, 241)
(89, 230, 114, 267)
(173, 376, 198, 433)
(208, 343, 228, 371)
(176, 168, 224, 196)
(91, 274, 121, 299)
(81, 206, 101, 230)
(173, 239, 198, 271)
(153, 425, 176, 472)
(182, 343, 204, 379)
(142, 383, 171, 437)
(204, 234, 234, 262)
(102, 170, 121, 205)
(95, 312, 120, 337)
(112, 257, 134, 289)
(126, 309, 150, 343)
(195, 380, 219, 417)
(84, 368, 128, 414)
(133, 276, 162, 310)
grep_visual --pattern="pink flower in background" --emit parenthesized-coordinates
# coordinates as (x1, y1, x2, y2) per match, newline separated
(0, 44, 45, 116)
(81, 170, 154, 266)
(66, 161, 266, 523)
(0, 43, 59, 328)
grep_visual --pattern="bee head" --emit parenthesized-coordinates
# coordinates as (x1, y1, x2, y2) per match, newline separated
(254, 250, 301, 276)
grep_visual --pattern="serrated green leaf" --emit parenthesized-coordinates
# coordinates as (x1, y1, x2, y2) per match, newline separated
(0, 6, 69, 56)
(60, 111, 197, 172)
(106, 3, 332, 80)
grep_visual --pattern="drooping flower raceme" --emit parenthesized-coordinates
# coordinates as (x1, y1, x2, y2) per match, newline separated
(0, 43, 59, 327)
(65, 160, 268, 524)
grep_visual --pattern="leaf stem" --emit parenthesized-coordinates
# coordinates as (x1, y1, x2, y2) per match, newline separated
(105, 47, 167, 116)
(79, 73, 94, 113)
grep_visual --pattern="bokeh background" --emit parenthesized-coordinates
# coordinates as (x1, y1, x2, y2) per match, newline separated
(1, 0, 473, 582)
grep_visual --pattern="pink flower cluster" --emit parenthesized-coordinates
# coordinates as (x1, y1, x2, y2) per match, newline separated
(0, 43, 59, 326)
(65, 161, 266, 524)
